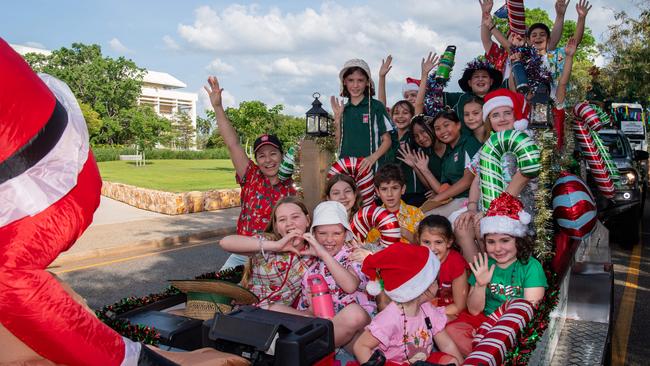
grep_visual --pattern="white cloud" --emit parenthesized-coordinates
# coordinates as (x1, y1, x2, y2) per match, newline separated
(198, 87, 236, 116)
(206, 58, 235, 74)
(108, 37, 133, 54)
(25, 41, 45, 49)
(162, 35, 180, 50)
(180, 0, 634, 117)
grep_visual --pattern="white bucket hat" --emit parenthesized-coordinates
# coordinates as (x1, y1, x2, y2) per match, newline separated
(339, 58, 376, 97)
(311, 201, 354, 241)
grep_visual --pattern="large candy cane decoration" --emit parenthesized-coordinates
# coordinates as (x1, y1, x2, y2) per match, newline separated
(573, 102, 620, 198)
(507, 0, 527, 36)
(350, 205, 401, 247)
(327, 157, 376, 207)
(278, 145, 296, 181)
(479, 130, 541, 211)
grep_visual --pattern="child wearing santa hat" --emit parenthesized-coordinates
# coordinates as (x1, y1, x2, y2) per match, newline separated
(452, 88, 536, 263)
(353, 243, 463, 365)
(446, 192, 547, 356)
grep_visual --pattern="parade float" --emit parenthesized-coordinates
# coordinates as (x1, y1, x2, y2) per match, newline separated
(90, 89, 615, 365)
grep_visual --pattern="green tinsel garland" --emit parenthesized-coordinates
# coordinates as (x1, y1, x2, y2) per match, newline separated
(96, 265, 244, 345)
(532, 131, 558, 261)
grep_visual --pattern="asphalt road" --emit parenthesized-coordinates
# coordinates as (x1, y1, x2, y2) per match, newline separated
(610, 196, 649, 366)
(56, 239, 230, 309)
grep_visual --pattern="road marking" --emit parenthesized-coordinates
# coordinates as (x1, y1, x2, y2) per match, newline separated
(51, 241, 216, 274)
(612, 243, 642, 366)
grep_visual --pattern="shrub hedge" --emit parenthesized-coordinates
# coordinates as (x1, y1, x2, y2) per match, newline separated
(93, 146, 230, 162)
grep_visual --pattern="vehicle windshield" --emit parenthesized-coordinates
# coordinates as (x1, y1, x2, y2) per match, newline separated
(598, 133, 627, 158)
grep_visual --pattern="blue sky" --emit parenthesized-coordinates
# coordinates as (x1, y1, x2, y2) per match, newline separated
(2, 0, 641, 117)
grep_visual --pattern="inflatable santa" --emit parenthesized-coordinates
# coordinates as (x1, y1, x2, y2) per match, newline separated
(0, 38, 176, 365)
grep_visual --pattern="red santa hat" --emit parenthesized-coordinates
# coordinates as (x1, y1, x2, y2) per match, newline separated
(482, 88, 530, 131)
(361, 242, 440, 303)
(480, 192, 531, 238)
(401, 77, 420, 96)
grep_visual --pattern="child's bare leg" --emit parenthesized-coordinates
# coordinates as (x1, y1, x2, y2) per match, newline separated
(268, 303, 312, 317)
(332, 303, 371, 347)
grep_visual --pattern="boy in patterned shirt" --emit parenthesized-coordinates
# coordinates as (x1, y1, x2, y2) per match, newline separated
(205, 76, 296, 269)
(367, 163, 424, 244)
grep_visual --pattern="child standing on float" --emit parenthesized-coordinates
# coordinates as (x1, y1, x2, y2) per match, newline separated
(331, 59, 395, 173)
(353, 243, 463, 365)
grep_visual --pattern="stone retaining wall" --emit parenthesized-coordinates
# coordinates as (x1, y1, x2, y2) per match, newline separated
(102, 181, 241, 215)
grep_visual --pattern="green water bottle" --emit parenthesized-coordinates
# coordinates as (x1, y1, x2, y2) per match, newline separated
(435, 45, 456, 82)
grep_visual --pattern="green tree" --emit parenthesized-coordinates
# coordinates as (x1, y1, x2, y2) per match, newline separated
(196, 112, 215, 149)
(117, 106, 172, 150)
(24, 43, 144, 119)
(172, 111, 196, 150)
(78, 102, 102, 142)
(598, 7, 650, 105)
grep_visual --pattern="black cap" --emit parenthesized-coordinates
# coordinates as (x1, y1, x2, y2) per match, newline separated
(253, 134, 283, 155)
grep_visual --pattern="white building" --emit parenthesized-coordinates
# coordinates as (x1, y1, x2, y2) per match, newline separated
(11, 43, 198, 146)
(138, 70, 198, 134)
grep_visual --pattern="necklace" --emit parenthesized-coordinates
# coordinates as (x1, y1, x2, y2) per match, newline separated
(400, 304, 432, 365)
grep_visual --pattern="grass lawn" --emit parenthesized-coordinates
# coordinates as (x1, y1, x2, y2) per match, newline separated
(98, 159, 238, 192)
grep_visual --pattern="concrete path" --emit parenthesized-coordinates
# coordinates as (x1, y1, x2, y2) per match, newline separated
(52, 196, 240, 265)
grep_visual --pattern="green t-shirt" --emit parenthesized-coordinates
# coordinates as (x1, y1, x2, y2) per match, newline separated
(340, 96, 394, 170)
(469, 257, 548, 315)
(440, 133, 482, 197)
(423, 146, 443, 182)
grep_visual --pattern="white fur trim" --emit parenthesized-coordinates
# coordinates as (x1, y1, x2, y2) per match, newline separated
(120, 337, 142, 366)
(366, 280, 383, 296)
(518, 211, 531, 225)
(483, 96, 513, 122)
(402, 83, 419, 94)
(513, 118, 529, 131)
(480, 215, 528, 237)
(384, 249, 440, 303)
(0, 74, 89, 227)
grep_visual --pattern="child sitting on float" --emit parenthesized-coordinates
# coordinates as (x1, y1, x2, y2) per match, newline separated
(219, 197, 315, 309)
(453, 88, 534, 262)
(445, 192, 547, 356)
(353, 242, 463, 365)
(324, 173, 363, 221)
(417, 215, 469, 318)
(270, 201, 374, 350)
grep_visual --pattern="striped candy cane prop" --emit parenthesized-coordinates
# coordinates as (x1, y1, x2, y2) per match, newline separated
(351, 205, 401, 247)
(465, 299, 535, 366)
(327, 157, 375, 207)
(479, 130, 541, 211)
(573, 102, 620, 198)
(507, 0, 527, 36)
(278, 145, 296, 181)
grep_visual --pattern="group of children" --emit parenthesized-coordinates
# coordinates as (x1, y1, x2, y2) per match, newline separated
(206, 0, 593, 364)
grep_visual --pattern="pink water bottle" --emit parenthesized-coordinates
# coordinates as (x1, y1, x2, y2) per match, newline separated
(307, 274, 335, 319)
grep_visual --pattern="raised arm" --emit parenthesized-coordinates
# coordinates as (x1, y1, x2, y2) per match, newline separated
(414, 52, 439, 115)
(467, 253, 494, 315)
(378, 55, 392, 107)
(574, 0, 592, 45)
(549, 0, 570, 50)
(479, 0, 496, 53)
(555, 37, 577, 104)
(205, 76, 249, 178)
(219, 232, 302, 257)
(301, 233, 360, 293)
(331, 96, 344, 151)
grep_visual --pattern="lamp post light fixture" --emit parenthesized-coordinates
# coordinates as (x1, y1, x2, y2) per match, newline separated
(305, 92, 333, 137)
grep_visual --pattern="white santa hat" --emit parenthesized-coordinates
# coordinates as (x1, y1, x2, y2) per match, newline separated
(361, 242, 440, 303)
(482, 88, 530, 131)
(480, 192, 531, 238)
(401, 77, 420, 96)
